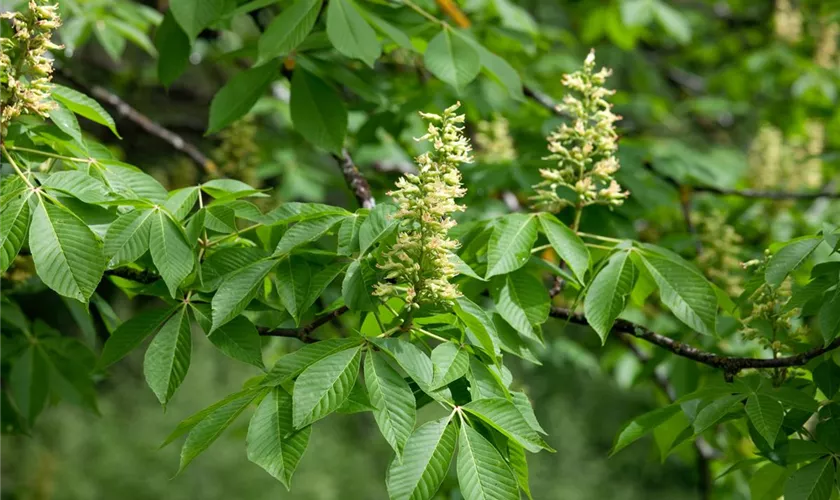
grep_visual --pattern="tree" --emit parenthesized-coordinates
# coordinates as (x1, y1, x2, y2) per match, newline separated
(2, 0, 840, 499)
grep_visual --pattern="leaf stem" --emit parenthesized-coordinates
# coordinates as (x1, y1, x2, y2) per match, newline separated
(401, 0, 447, 26)
(8, 145, 94, 164)
(578, 232, 622, 243)
(584, 242, 614, 251)
(531, 243, 552, 254)
(413, 326, 448, 343)
(2, 146, 35, 189)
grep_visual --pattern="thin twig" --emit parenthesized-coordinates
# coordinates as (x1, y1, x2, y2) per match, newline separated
(550, 306, 840, 373)
(258, 306, 350, 343)
(57, 68, 218, 177)
(332, 149, 375, 208)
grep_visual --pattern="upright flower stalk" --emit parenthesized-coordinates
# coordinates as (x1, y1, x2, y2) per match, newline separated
(531, 50, 627, 221)
(374, 103, 472, 309)
(1, 1, 63, 138)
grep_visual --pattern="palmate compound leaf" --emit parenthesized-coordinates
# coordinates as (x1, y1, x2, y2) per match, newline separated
(745, 393, 784, 449)
(386, 416, 457, 500)
(457, 424, 519, 500)
(246, 387, 311, 489)
(292, 345, 362, 428)
(257, 0, 322, 65)
(485, 213, 539, 279)
(365, 350, 416, 458)
(490, 270, 549, 344)
(190, 304, 264, 369)
(144, 305, 191, 405)
(179, 388, 266, 473)
(29, 201, 105, 303)
(462, 398, 554, 453)
(430, 342, 470, 390)
(103, 208, 153, 267)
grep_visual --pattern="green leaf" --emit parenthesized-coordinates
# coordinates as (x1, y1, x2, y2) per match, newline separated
(201, 178, 265, 199)
(653, 1, 691, 44)
(584, 250, 634, 343)
(485, 214, 538, 279)
(424, 29, 481, 91)
(257, 0, 322, 64)
(457, 424, 519, 500)
(746, 394, 784, 448)
(104, 209, 153, 267)
(372, 338, 434, 390)
(491, 270, 549, 344)
(813, 361, 840, 400)
(462, 397, 553, 453)
(0, 191, 31, 272)
(274, 213, 346, 256)
(342, 258, 378, 311)
(784, 458, 835, 500)
(472, 41, 524, 101)
(508, 442, 532, 499)
(169, 0, 233, 40)
(191, 304, 264, 369)
(51, 84, 120, 137)
(144, 306, 191, 405)
(211, 259, 276, 331)
(766, 237, 822, 287)
(511, 391, 546, 435)
(275, 257, 311, 326)
(430, 342, 469, 390)
(338, 214, 365, 256)
(161, 387, 262, 447)
(365, 351, 416, 457)
(246, 387, 310, 488)
(386, 417, 457, 500)
(289, 68, 348, 154)
(29, 201, 105, 303)
(263, 338, 363, 386)
(207, 64, 276, 134)
(362, 9, 413, 51)
(48, 100, 83, 144)
(326, 0, 381, 67)
(337, 378, 374, 414)
(360, 203, 397, 254)
(693, 394, 745, 434)
(639, 251, 717, 336)
(751, 462, 790, 500)
(155, 11, 191, 86)
(41, 171, 111, 204)
(10, 346, 50, 423)
(610, 404, 681, 455)
(537, 213, 589, 283)
(179, 388, 262, 473)
(453, 296, 500, 358)
(164, 187, 199, 221)
(292, 345, 362, 427)
(99, 306, 180, 367)
(467, 357, 510, 400)
(818, 291, 840, 344)
(149, 209, 195, 298)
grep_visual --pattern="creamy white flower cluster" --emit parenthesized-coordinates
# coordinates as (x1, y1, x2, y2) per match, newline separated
(1, 1, 63, 137)
(475, 114, 516, 163)
(748, 123, 823, 191)
(531, 50, 627, 213)
(374, 103, 471, 308)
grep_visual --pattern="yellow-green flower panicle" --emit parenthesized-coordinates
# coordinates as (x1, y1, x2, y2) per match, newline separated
(531, 49, 628, 213)
(374, 103, 471, 309)
(1, 1, 63, 137)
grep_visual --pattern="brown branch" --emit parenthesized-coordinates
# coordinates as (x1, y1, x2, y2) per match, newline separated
(57, 68, 218, 177)
(550, 306, 840, 373)
(435, 0, 471, 28)
(332, 149, 375, 209)
(258, 306, 349, 343)
(523, 85, 566, 117)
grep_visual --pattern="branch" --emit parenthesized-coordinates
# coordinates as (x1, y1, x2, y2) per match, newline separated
(523, 85, 567, 117)
(550, 306, 840, 373)
(332, 149, 375, 208)
(57, 68, 218, 177)
(258, 306, 349, 343)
